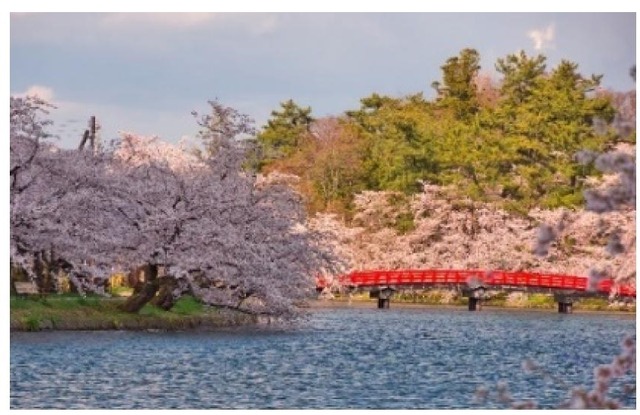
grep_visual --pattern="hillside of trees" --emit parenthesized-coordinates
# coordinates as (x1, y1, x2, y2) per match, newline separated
(254, 49, 635, 218)
(253, 49, 635, 285)
(308, 174, 635, 288)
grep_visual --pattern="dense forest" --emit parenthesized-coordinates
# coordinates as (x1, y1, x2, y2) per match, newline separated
(252, 48, 636, 220)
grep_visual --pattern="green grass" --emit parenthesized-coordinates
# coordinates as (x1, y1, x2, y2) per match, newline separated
(576, 297, 635, 312)
(525, 293, 556, 308)
(10, 294, 254, 331)
(170, 296, 204, 315)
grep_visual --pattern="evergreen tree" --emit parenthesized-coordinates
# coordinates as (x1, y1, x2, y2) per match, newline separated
(257, 99, 313, 166)
(347, 93, 440, 193)
(496, 50, 546, 106)
(432, 48, 481, 119)
(257, 48, 622, 215)
(492, 52, 616, 208)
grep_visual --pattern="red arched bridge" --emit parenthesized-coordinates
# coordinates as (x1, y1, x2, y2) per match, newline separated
(316, 269, 636, 313)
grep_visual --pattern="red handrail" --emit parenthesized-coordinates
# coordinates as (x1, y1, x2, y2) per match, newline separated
(316, 269, 636, 298)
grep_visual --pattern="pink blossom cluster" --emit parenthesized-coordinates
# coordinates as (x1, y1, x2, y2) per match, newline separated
(10, 97, 336, 316)
(309, 182, 635, 292)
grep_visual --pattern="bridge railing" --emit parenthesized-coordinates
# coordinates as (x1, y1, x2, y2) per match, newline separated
(317, 269, 635, 298)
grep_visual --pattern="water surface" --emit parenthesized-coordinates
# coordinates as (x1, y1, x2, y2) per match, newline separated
(10, 306, 636, 409)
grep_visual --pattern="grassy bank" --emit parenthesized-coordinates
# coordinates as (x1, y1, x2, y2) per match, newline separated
(10, 294, 258, 332)
(329, 291, 636, 313)
(11, 291, 634, 333)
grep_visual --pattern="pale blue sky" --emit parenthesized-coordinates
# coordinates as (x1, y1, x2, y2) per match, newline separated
(10, 12, 637, 148)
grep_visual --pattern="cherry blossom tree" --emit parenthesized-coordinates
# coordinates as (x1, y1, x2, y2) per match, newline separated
(10, 97, 337, 317)
(10, 96, 54, 195)
(190, 98, 257, 159)
(111, 133, 336, 316)
(309, 182, 635, 286)
(11, 121, 150, 294)
(10, 96, 122, 292)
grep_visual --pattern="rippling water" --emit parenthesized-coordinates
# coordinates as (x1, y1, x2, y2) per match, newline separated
(10, 306, 636, 409)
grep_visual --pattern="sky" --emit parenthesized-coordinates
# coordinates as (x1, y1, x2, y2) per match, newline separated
(7, 7, 639, 149)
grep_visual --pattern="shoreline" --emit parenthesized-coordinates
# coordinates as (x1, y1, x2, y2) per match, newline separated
(9, 295, 259, 333)
(10, 313, 259, 332)
(307, 297, 636, 314)
(10, 295, 635, 333)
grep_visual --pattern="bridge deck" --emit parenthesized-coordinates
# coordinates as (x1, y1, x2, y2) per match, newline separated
(317, 269, 636, 298)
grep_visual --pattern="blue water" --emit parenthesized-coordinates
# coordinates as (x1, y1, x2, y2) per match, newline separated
(10, 306, 636, 409)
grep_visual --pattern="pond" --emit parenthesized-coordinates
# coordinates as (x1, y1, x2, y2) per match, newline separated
(10, 306, 636, 409)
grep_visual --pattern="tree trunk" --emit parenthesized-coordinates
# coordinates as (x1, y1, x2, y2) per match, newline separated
(128, 265, 147, 295)
(34, 252, 56, 294)
(151, 276, 179, 310)
(120, 264, 159, 313)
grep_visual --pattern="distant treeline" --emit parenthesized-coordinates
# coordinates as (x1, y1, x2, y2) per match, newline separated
(249, 49, 636, 217)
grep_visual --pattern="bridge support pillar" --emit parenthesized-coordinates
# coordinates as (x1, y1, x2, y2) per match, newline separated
(558, 301, 573, 314)
(463, 287, 486, 311)
(468, 297, 482, 311)
(554, 293, 575, 314)
(375, 287, 395, 309)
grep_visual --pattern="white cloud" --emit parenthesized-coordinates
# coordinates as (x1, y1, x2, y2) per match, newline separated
(100, 12, 216, 29)
(528, 24, 555, 51)
(14, 85, 55, 102)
